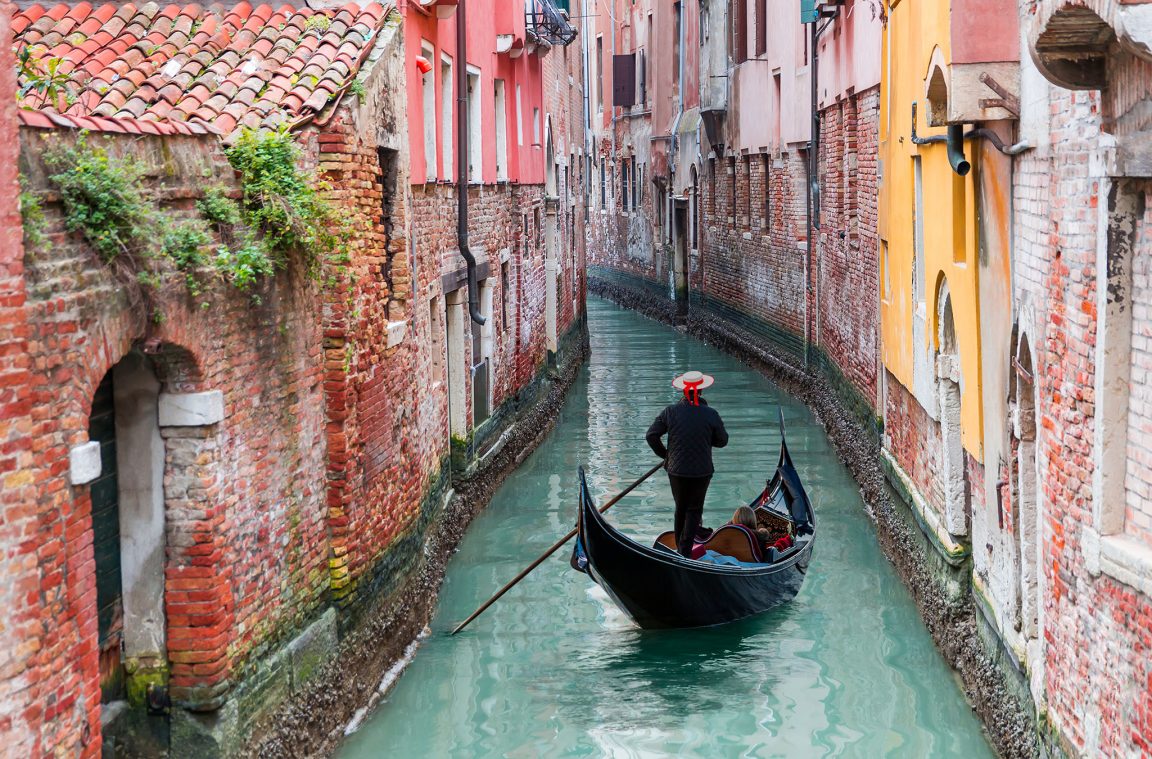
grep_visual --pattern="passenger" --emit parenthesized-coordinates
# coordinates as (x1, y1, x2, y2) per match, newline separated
(729, 506, 757, 531)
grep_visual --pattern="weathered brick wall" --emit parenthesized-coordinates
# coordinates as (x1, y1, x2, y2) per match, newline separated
(883, 370, 947, 512)
(0, 6, 39, 756)
(14, 125, 330, 752)
(1011, 76, 1152, 756)
(814, 88, 880, 404)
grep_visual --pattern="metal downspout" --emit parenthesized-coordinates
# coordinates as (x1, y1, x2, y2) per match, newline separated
(804, 20, 818, 370)
(457, 0, 485, 325)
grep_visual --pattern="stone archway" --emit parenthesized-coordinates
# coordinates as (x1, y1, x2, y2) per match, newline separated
(935, 280, 969, 537)
(1010, 334, 1040, 639)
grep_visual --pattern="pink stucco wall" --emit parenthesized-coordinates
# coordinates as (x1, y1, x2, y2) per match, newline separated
(814, 0, 883, 110)
(401, 0, 545, 186)
(951, 0, 1019, 64)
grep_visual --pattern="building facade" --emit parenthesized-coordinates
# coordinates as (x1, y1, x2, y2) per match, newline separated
(2, 0, 585, 755)
(585, 0, 1152, 754)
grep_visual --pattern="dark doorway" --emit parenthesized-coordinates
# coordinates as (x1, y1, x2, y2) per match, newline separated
(673, 200, 689, 319)
(89, 369, 125, 703)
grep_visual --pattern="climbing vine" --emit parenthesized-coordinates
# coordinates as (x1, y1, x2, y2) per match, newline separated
(39, 127, 352, 310)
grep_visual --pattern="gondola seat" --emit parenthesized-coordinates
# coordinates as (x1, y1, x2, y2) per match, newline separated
(653, 524, 763, 563)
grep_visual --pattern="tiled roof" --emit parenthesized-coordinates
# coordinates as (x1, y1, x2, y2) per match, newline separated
(13, 1, 389, 136)
(17, 107, 220, 135)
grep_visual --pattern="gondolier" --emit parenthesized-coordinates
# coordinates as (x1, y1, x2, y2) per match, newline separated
(646, 370, 729, 557)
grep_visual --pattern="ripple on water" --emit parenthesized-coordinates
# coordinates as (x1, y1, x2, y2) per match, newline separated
(338, 298, 994, 759)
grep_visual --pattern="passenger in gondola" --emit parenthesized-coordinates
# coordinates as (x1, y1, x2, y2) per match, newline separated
(646, 370, 729, 557)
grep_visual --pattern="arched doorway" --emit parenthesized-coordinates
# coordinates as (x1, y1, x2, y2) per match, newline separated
(85, 350, 170, 743)
(1011, 335, 1039, 638)
(936, 283, 968, 536)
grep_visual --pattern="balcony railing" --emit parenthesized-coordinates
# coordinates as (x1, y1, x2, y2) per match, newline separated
(526, 0, 577, 47)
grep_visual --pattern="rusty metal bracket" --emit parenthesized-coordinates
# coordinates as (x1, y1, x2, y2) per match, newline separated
(979, 72, 1020, 117)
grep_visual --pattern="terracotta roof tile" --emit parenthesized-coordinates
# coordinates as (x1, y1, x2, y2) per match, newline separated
(15, 0, 391, 136)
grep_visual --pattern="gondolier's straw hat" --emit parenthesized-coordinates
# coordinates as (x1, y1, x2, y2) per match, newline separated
(672, 370, 714, 390)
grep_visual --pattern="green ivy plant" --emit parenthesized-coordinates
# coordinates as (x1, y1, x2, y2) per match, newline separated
(40, 128, 351, 311)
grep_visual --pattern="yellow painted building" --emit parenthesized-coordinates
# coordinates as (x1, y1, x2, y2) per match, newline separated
(880, 0, 983, 459)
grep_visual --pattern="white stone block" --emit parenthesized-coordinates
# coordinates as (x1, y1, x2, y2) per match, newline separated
(70, 441, 102, 485)
(386, 320, 408, 348)
(159, 390, 225, 427)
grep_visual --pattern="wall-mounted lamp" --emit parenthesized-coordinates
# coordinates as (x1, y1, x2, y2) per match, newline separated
(415, 55, 433, 74)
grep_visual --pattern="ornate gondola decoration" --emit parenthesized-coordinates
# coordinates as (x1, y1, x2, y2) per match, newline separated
(574, 433, 815, 629)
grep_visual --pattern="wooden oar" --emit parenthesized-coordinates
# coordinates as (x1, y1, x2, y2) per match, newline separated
(450, 459, 666, 635)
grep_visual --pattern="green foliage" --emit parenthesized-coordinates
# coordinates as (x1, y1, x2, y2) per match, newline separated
(223, 126, 348, 275)
(18, 176, 46, 249)
(303, 14, 331, 35)
(16, 46, 73, 107)
(197, 186, 241, 228)
(40, 128, 349, 308)
(213, 241, 275, 292)
(44, 137, 151, 263)
(348, 79, 366, 103)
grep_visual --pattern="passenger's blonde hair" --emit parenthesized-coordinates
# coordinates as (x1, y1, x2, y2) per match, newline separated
(731, 505, 757, 531)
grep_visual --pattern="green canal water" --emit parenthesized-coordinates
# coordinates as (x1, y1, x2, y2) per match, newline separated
(339, 298, 994, 758)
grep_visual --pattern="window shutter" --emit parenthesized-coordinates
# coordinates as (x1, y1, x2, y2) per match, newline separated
(638, 50, 647, 104)
(612, 54, 636, 107)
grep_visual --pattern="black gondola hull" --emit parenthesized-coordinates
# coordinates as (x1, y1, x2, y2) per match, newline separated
(578, 468, 814, 629)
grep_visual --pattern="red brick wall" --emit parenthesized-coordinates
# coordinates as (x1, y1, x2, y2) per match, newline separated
(883, 370, 947, 513)
(0, 5, 40, 756)
(814, 89, 880, 402)
(13, 126, 330, 751)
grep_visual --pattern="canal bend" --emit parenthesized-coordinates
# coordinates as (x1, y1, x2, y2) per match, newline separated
(340, 298, 993, 757)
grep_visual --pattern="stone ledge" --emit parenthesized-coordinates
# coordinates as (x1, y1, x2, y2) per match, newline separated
(1099, 533, 1152, 596)
(70, 441, 101, 485)
(159, 391, 225, 427)
(881, 449, 970, 566)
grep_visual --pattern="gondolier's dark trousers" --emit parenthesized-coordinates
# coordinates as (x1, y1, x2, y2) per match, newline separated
(669, 474, 711, 557)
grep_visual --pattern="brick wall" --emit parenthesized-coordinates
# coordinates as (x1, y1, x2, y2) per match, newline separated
(13, 125, 329, 753)
(814, 89, 880, 404)
(0, 4, 38, 756)
(1011, 76, 1152, 756)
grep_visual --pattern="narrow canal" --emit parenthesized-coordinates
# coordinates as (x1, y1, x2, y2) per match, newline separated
(339, 298, 994, 757)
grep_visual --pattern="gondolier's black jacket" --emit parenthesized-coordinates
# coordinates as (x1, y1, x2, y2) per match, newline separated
(646, 398, 729, 478)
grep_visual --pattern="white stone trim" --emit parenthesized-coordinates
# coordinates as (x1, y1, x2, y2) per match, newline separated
(1100, 534, 1152, 596)
(158, 390, 225, 427)
(69, 441, 101, 485)
(386, 320, 407, 348)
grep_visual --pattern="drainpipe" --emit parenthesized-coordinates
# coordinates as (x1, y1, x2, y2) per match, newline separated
(946, 125, 970, 176)
(804, 20, 820, 371)
(457, 0, 485, 325)
(910, 103, 1031, 173)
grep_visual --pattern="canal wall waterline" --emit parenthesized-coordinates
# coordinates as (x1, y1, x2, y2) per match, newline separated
(239, 320, 591, 758)
(588, 271, 1044, 759)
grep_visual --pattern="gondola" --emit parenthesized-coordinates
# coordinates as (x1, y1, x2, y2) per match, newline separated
(572, 433, 815, 629)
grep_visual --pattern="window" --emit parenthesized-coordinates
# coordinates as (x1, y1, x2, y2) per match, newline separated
(515, 84, 524, 145)
(621, 160, 629, 212)
(646, 14, 653, 106)
(421, 42, 436, 181)
(772, 72, 781, 149)
(632, 160, 639, 211)
(501, 261, 510, 329)
(755, 0, 766, 56)
(762, 154, 771, 229)
(440, 55, 453, 180)
(729, 157, 736, 219)
(532, 108, 540, 145)
(599, 157, 606, 207)
(743, 155, 751, 225)
(596, 36, 604, 111)
(673, 3, 681, 93)
(732, 0, 747, 64)
(467, 67, 481, 183)
(637, 49, 647, 105)
(913, 156, 924, 302)
(494, 79, 508, 181)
